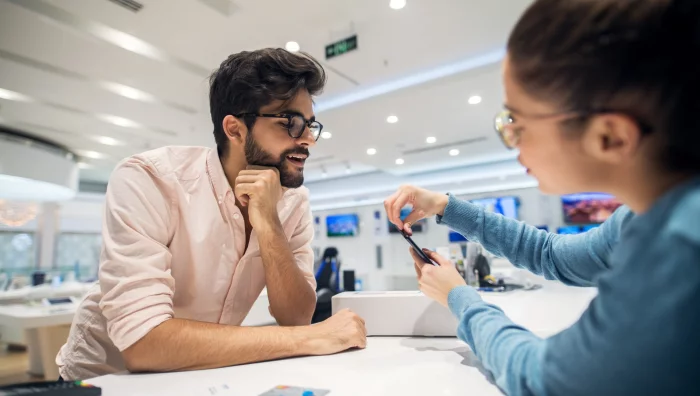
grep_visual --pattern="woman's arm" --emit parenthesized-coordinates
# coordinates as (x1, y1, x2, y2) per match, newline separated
(438, 195, 633, 286)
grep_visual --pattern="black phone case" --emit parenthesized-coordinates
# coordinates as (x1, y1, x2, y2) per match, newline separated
(401, 231, 437, 265)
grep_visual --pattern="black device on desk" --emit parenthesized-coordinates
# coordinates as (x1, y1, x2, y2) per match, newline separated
(400, 231, 438, 266)
(0, 381, 101, 396)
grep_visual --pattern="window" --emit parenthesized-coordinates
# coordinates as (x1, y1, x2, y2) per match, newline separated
(0, 232, 36, 275)
(54, 233, 102, 281)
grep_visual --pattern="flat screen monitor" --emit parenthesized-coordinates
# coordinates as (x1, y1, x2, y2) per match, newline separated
(326, 214, 359, 237)
(582, 224, 601, 232)
(557, 225, 584, 235)
(561, 193, 622, 224)
(470, 196, 520, 219)
(448, 230, 468, 243)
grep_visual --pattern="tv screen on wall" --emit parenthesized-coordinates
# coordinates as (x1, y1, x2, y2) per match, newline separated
(561, 193, 622, 224)
(557, 225, 584, 235)
(470, 196, 520, 219)
(326, 214, 359, 237)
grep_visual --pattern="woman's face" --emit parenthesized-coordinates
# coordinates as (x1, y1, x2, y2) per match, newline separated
(502, 56, 611, 195)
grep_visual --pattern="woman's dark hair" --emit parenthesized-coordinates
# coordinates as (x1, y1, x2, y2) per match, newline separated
(209, 48, 326, 158)
(508, 0, 700, 173)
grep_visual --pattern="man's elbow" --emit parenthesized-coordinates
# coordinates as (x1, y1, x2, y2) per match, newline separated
(122, 341, 154, 373)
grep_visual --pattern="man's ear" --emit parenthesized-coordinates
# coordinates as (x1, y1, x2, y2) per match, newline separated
(581, 114, 642, 165)
(222, 115, 246, 145)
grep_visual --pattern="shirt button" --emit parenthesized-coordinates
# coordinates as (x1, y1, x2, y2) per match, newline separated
(233, 213, 240, 220)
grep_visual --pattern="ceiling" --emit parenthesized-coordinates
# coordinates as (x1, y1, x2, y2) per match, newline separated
(0, 0, 536, 204)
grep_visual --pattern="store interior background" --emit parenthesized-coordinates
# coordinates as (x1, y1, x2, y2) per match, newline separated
(0, 0, 621, 295)
(0, 0, 620, 384)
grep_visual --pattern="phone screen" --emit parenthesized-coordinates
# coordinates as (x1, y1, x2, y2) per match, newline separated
(401, 231, 438, 265)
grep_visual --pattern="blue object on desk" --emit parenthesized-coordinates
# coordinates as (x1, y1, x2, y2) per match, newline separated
(477, 286, 506, 292)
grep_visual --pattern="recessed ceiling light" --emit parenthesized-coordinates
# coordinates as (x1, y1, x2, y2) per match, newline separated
(390, 0, 406, 10)
(93, 136, 125, 146)
(468, 95, 482, 105)
(97, 114, 142, 128)
(367, 148, 377, 155)
(285, 41, 300, 52)
(76, 150, 106, 160)
(100, 82, 155, 102)
(0, 88, 33, 102)
(449, 149, 460, 156)
(386, 115, 399, 124)
(321, 131, 332, 139)
(395, 158, 405, 165)
(426, 136, 437, 144)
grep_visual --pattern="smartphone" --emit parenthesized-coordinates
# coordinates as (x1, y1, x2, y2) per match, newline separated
(401, 230, 438, 265)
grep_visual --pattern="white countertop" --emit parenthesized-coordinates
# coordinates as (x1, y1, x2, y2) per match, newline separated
(89, 337, 503, 396)
(0, 303, 77, 329)
(87, 284, 596, 396)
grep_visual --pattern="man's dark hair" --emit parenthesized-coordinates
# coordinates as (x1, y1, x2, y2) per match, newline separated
(508, 0, 700, 173)
(209, 48, 327, 158)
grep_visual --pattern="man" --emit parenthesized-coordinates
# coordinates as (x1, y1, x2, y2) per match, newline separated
(57, 49, 367, 380)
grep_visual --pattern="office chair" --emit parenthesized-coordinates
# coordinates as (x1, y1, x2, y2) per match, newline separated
(312, 247, 340, 323)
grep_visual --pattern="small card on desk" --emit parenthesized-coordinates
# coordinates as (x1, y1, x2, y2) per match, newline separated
(258, 385, 330, 396)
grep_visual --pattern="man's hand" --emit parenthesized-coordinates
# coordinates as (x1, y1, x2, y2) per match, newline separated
(409, 248, 467, 308)
(235, 166, 284, 229)
(302, 309, 367, 355)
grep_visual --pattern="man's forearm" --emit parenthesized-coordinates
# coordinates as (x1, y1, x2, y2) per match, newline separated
(122, 318, 314, 373)
(256, 219, 316, 326)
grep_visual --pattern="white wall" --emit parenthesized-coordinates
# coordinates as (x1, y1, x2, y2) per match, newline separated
(311, 187, 567, 291)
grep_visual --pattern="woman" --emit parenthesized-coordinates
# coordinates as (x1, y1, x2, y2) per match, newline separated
(384, 1, 700, 395)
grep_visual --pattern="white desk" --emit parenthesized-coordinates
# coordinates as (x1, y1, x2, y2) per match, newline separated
(87, 284, 596, 395)
(0, 303, 76, 379)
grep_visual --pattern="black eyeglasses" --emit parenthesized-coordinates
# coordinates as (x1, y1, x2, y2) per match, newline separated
(235, 113, 323, 141)
(494, 108, 653, 150)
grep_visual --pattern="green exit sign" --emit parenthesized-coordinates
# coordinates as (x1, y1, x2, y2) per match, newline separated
(325, 35, 358, 60)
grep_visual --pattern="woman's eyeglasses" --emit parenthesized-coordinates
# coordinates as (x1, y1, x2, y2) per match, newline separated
(493, 108, 653, 150)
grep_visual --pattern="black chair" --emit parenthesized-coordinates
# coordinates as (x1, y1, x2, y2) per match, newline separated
(312, 247, 341, 323)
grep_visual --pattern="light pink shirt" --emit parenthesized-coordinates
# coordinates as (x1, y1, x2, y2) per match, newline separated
(57, 146, 316, 380)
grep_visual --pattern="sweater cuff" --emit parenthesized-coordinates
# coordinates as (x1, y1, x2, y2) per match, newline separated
(436, 194, 481, 230)
(447, 285, 482, 318)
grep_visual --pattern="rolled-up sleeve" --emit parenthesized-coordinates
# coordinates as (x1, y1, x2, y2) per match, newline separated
(289, 201, 316, 293)
(98, 157, 177, 352)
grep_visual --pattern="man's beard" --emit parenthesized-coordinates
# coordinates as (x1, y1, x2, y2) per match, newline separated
(244, 133, 308, 188)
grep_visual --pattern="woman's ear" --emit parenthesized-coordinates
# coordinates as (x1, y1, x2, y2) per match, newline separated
(582, 114, 642, 165)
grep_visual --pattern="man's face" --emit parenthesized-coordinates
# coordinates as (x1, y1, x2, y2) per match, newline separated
(244, 90, 317, 188)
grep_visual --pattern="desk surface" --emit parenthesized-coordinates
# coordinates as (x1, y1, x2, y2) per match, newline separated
(89, 337, 503, 396)
(87, 284, 596, 396)
(0, 303, 76, 329)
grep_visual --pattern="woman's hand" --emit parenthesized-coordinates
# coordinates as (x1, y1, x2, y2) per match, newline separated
(409, 248, 467, 308)
(384, 185, 449, 235)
